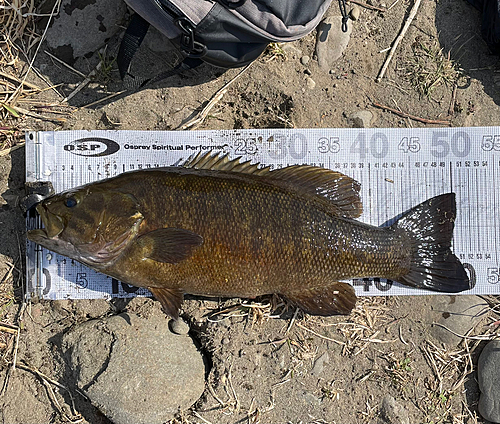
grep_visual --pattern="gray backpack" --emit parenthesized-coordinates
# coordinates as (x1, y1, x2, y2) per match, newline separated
(118, 0, 348, 87)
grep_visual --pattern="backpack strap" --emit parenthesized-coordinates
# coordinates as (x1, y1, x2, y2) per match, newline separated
(117, 13, 203, 91)
(117, 13, 151, 79)
(141, 57, 204, 88)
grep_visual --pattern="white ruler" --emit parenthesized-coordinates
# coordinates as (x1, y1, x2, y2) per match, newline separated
(25, 128, 500, 301)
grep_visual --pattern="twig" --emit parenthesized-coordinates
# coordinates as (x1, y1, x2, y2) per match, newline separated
(0, 324, 18, 334)
(7, 105, 66, 123)
(285, 307, 300, 334)
(448, 82, 457, 116)
(0, 142, 25, 157)
(180, 63, 252, 130)
(388, 0, 402, 10)
(12, 327, 20, 371)
(207, 382, 226, 408)
(432, 322, 500, 341)
(0, 71, 40, 90)
(79, 90, 127, 109)
(62, 61, 102, 103)
(348, 0, 386, 12)
(44, 50, 86, 78)
(228, 361, 240, 413)
(296, 322, 346, 346)
(376, 0, 422, 82)
(17, 362, 82, 421)
(372, 102, 451, 125)
(191, 410, 213, 424)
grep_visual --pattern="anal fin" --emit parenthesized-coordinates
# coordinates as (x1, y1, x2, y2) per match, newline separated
(284, 282, 357, 316)
(149, 287, 184, 319)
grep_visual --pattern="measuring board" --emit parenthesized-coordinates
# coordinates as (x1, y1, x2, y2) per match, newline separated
(25, 128, 500, 301)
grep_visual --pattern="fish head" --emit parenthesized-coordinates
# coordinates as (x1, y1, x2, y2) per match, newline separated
(27, 186, 144, 266)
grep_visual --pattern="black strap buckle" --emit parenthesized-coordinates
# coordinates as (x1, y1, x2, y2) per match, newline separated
(175, 17, 207, 58)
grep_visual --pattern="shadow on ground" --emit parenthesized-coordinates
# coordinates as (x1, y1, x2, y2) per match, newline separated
(436, 0, 500, 107)
(0, 149, 27, 298)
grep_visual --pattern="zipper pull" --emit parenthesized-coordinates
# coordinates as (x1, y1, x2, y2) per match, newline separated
(338, 0, 349, 33)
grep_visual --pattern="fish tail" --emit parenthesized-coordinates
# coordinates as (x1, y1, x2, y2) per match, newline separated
(393, 193, 471, 292)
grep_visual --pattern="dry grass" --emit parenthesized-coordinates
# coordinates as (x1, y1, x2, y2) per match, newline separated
(0, 0, 69, 150)
(407, 38, 460, 98)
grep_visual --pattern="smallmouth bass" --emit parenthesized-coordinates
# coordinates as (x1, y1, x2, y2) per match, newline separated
(28, 152, 471, 318)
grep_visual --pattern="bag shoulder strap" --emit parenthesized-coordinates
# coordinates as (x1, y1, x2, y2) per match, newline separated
(117, 13, 151, 79)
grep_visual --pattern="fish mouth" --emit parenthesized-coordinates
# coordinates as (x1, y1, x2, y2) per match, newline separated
(27, 204, 64, 241)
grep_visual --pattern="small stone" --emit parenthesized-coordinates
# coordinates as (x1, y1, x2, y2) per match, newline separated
(311, 351, 329, 376)
(315, 16, 352, 71)
(63, 312, 206, 424)
(169, 318, 190, 335)
(306, 77, 316, 90)
(300, 55, 310, 66)
(301, 391, 322, 406)
(304, 69, 312, 76)
(350, 6, 361, 21)
(282, 44, 303, 57)
(378, 395, 410, 424)
(478, 340, 500, 423)
(349, 110, 374, 128)
(428, 295, 488, 346)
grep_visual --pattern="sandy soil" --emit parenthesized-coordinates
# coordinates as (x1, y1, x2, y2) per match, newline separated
(1, 0, 500, 423)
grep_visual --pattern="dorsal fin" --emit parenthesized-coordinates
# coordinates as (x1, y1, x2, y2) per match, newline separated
(270, 166, 362, 218)
(182, 151, 271, 176)
(181, 152, 362, 218)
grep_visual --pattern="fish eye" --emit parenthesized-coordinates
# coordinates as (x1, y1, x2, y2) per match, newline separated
(64, 197, 77, 208)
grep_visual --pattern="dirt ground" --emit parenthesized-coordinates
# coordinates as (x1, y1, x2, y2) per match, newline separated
(1, 0, 500, 423)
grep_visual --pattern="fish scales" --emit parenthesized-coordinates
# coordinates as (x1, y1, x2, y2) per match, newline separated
(27, 152, 471, 317)
(102, 170, 410, 296)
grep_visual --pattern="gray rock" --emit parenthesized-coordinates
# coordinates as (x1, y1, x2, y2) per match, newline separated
(45, 0, 128, 64)
(350, 6, 361, 21)
(306, 77, 316, 90)
(300, 55, 310, 66)
(378, 395, 410, 424)
(315, 16, 352, 71)
(350, 110, 374, 128)
(311, 351, 329, 376)
(63, 312, 206, 424)
(301, 391, 322, 406)
(169, 317, 190, 335)
(478, 340, 500, 423)
(428, 295, 488, 346)
(281, 43, 303, 58)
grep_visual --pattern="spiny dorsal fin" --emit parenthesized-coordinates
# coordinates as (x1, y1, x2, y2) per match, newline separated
(182, 151, 271, 176)
(181, 152, 362, 218)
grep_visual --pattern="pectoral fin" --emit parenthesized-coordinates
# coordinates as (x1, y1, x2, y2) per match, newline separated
(284, 282, 357, 316)
(138, 228, 203, 264)
(149, 287, 184, 319)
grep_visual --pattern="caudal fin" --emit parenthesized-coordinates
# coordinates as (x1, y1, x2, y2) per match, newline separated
(393, 193, 470, 293)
